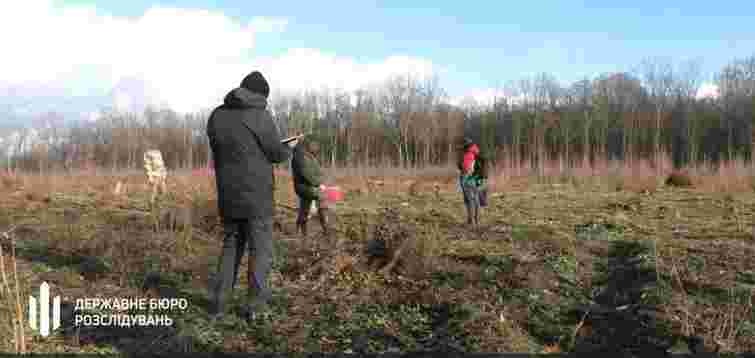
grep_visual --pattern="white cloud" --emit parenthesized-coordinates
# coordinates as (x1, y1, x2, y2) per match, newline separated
(86, 111, 100, 122)
(448, 88, 529, 108)
(108, 76, 169, 112)
(248, 16, 289, 34)
(0, 1, 263, 113)
(696, 82, 719, 99)
(255, 49, 437, 95)
(448, 88, 506, 107)
(0, 1, 439, 115)
(112, 92, 133, 112)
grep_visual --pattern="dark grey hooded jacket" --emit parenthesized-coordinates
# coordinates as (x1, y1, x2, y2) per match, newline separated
(206, 73, 291, 219)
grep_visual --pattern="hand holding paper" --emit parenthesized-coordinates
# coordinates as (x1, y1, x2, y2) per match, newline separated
(282, 133, 304, 148)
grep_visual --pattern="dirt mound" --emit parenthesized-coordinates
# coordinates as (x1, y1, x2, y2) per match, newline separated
(364, 207, 411, 273)
(665, 171, 693, 187)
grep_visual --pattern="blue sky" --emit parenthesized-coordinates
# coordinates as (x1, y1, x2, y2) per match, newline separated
(65, 0, 755, 80)
(1, 0, 753, 114)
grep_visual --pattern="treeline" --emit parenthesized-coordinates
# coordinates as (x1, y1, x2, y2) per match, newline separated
(4, 55, 754, 174)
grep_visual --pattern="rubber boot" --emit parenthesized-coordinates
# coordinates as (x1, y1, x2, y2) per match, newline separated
(239, 218, 274, 323)
(318, 207, 331, 236)
(207, 278, 223, 321)
(296, 205, 309, 238)
(208, 230, 240, 321)
(240, 263, 268, 322)
(297, 218, 308, 237)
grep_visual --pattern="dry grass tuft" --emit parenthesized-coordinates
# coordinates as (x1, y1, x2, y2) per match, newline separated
(1, 175, 22, 190)
(0, 226, 26, 354)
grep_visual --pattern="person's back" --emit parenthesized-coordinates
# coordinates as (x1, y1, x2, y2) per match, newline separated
(207, 74, 290, 219)
(205, 71, 294, 322)
(291, 140, 323, 198)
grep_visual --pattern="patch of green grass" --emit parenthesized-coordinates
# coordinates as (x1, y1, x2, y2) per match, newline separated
(15, 237, 52, 258)
(431, 271, 466, 289)
(58, 266, 86, 287)
(738, 319, 755, 339)
(16, 236, 114, 279)
(575, 222, 626, 241)
(246, 319, 288, 352)
(687, 285, 739, 306)
(591, 239, 666, 306)
(687, 255, 706, 275)
(546, 254, 577, 283)
(126, 254, 162, 288)
(609, 239, 654, 258)
(646, 271, 674, 306)
(304, 303, 346, 351)
(510, 225, 550, 242)
(443, 303, 483, 351)
(168, 287, 292, 352)
(590, 256, 611, 286)
(736, 270, 755, 290)
(499, 286, 576, 349)
(30, 262, 53, 273)
(176, 315, 225, 351)
(303, 303, 481, 353)
(526, 297, 571, 346)
(272, 239, 291, 273)
(550, 257, 589, 307)
(479, 256, 514, 288)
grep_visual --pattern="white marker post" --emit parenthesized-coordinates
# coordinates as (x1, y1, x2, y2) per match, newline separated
(53, 295, 61, 331)
(40, 282, 50, 337)
(28, 296, 37, 330)
(29, 282, 62, 337)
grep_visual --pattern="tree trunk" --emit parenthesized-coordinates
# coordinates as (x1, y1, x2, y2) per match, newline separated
(655, 107, 662, 174)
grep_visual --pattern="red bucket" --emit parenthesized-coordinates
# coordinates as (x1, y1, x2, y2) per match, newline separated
(321, 185, 344, 202)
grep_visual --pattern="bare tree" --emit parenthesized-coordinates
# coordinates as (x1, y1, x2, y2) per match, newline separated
(635, 58, 677, 170)
(7, 55, 754, 174)
(717, 54, 755, 108)
(716, 54, 755, 162)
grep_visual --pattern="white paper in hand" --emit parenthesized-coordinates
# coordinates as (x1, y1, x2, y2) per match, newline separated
(281, 134, 304, 144)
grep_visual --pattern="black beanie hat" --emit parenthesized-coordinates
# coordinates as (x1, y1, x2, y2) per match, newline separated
(240, 71, 270, 98)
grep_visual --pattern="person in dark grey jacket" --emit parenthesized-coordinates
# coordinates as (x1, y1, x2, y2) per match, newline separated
(206, 71, 297, 321)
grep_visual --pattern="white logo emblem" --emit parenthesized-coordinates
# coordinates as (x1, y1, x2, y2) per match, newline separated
(28, 282, 61, 337)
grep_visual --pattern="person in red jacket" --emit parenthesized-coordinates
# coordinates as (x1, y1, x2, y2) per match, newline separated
(458, 138, 483, 227)
(462, 143, 479, 175)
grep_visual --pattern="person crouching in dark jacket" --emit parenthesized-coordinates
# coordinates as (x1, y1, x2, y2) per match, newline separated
(291, 138, 331, 237)
(206, 70, 297, 321)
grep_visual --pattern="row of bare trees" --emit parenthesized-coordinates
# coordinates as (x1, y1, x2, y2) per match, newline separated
(4, 55, 754, 174)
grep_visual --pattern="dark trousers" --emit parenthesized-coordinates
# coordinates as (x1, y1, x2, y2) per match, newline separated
(461, 180, 480, 225)
(209, 216, 273, 315)
(296, 195, 330, 236)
